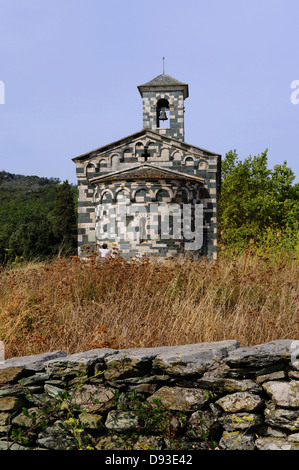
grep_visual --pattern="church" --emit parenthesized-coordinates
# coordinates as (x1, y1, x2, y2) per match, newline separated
(72, 72, 221, 260)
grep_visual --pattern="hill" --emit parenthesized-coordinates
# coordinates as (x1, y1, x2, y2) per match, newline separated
(0, 170, 60, 194)
(0, 171, 77, 263)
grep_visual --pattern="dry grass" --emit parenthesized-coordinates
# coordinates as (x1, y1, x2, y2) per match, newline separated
(0, 251, 298, 359)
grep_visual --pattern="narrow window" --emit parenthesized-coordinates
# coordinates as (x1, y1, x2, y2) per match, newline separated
(156, 99, 170, 128)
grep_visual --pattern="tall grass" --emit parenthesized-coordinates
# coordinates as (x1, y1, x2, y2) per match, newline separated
(0, 250, 298, 359)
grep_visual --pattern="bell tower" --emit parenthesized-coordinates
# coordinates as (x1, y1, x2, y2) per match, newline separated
(137, 73, 189, 141)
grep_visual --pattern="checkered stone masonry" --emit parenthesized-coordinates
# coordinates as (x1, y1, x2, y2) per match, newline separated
(72, 74, 221, 260)
(142, 90, 185, 141)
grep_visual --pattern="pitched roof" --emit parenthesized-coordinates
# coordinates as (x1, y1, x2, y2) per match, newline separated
(72, 129, 220, 162)
(139, 74, 187, 87)
(138, 74, 189, 99)
(89, 163, 204, 184)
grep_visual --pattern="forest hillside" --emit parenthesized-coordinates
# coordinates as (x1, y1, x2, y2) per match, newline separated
(0, 171, 77, 264)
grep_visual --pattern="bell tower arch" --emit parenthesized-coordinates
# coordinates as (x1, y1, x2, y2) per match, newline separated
(156, 98, 170, 128)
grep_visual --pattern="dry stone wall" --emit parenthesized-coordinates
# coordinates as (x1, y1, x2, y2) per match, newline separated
(0, 340, 298, 451)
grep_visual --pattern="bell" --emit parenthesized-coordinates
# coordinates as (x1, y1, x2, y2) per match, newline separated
(159, 109, 168, 121)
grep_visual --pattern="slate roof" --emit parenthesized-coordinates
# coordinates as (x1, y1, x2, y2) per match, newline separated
(89, 163, 204, 185)
(139, 74, 187, 87)
(138, 74, 189, 99)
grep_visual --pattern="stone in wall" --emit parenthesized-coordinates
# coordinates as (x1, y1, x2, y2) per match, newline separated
(0, 340, 298, 451)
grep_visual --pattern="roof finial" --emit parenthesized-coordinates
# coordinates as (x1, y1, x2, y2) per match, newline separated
(163, 57, 165, 75)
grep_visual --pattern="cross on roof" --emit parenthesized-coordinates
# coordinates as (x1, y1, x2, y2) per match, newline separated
(142, 147, 151, 161)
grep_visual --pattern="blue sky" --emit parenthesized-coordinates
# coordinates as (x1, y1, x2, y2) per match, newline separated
(0, 0, 298, 184)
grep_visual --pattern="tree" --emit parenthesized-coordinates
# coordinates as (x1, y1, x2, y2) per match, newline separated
(0, 174, 78, 263)
(51, 180, 77, 255)
(218, 150, 299, 250)
(8, 216, 56, 260)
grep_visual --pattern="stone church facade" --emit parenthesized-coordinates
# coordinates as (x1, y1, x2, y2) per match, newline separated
(72, 73, 221, 260)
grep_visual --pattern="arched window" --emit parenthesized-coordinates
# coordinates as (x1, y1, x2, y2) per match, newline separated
(86, 163, 96, 176)
(156, 99, 170, 129)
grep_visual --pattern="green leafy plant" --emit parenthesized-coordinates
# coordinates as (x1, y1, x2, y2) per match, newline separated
(8, 369, 108, 450)
(9, 389, 93, 450)
(117, 390, 212, 450)
(219, 150, 299, 254)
